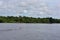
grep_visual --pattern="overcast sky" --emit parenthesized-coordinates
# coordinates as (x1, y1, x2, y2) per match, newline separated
(0, 0, 60, 18)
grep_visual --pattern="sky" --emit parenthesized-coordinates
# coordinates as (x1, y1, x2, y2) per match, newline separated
(0, 0, 60, 18)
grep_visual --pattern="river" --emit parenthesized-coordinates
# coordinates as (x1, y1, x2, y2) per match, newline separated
(0, 23, 60, 40)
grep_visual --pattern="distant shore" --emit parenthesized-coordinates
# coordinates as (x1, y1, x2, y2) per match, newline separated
(0, 16, 60, 23)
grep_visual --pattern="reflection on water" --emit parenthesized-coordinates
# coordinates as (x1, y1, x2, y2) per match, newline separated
(0, 29, 14, 31)
(0, 23, 60, 40)
(0, 27, 22, 32)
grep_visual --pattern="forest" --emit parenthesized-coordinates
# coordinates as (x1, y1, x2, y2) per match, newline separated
(0, 16, 60, 23)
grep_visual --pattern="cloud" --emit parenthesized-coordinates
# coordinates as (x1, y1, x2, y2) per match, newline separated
(0, 1, 3, 6)
(0, 0, 59, 18)
(0, 0, 51, 16)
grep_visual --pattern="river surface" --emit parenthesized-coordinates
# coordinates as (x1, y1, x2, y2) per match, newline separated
(0, 23, 60, 40)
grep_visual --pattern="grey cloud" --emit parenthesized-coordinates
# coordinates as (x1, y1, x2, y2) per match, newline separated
(0, 0, 59, 18)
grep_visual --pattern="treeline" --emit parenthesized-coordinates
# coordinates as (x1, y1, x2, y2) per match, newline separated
(0, 16, 60, 23)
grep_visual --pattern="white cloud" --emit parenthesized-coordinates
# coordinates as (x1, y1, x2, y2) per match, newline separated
(20, 2, 27, 6)
(0, 1, 3, 6)
(0, 0, 59, 18)
(0, 0, 49, 16)
(23, 10, 28, 13)
(40, 12, 44, 14)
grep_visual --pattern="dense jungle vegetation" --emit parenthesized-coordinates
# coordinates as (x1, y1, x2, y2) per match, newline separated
(0, 16, 60, 23)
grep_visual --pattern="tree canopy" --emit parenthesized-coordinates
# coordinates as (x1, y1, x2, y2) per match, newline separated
(0, 16, 60, 23)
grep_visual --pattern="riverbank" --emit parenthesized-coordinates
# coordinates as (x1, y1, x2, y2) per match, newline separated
(0, 16, 60, 23)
